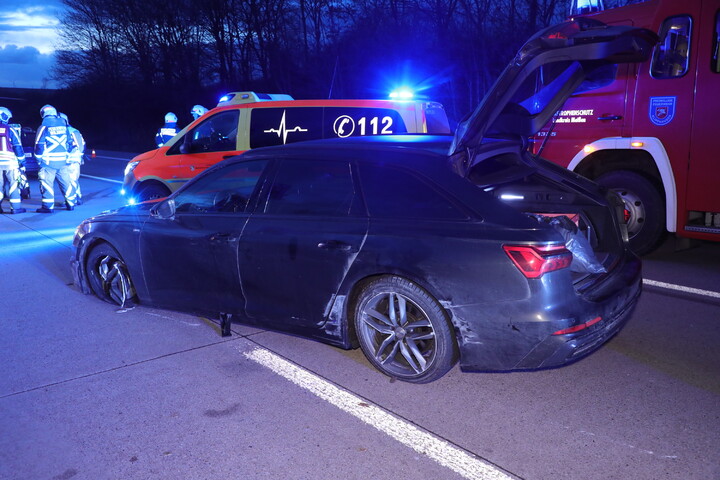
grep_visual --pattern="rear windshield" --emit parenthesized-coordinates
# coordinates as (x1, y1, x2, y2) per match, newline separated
(425, 104, 452, 134)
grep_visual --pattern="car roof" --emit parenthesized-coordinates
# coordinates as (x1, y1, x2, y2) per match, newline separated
(239, 134, 453, 163)
(203, 133, 544, 230)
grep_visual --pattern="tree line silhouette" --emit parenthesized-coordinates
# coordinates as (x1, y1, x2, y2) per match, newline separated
(44, 0, 635, 151)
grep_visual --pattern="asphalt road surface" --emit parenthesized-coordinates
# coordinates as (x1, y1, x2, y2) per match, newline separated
(1, 152, 719, 480)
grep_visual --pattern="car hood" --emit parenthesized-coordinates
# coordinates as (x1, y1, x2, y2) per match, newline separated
(449, 18, 657, 174)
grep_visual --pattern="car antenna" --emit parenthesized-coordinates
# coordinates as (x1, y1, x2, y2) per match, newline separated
(328, 56, 339, 99)
(535, 111, 560, 159)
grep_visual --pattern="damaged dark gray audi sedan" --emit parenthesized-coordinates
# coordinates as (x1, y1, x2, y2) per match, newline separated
(71, 19, 656, 382)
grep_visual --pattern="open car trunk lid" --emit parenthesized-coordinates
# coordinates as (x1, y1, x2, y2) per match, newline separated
(448, 18, 658, 174)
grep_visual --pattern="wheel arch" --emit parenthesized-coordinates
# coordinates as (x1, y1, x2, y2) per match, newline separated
(132, 176, 174, 197)
(78, 235, 148, 303)
(342, 271, 457, 347)
(567, 137, 677, 232)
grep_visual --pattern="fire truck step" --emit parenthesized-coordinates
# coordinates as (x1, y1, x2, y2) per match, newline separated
(684, 225, 720, 234)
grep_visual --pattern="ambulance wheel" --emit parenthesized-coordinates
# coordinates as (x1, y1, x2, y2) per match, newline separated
(86, 243, 137, 308)
(137, 183, 170, 202)
(597, 170, 665, 256)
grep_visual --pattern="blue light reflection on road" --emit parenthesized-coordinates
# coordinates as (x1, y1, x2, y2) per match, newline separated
(0, 227, 76, 256)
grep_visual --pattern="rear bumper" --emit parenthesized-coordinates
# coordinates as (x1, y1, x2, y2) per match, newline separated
(514, 278, 640, 369)
(452, 253, 642, 372)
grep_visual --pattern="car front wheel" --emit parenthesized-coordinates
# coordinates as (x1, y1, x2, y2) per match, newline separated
(354, 277, 458, 383)
(86, 243, 137, 309)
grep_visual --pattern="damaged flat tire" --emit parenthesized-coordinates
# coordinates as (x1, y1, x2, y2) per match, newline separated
(86, 243, 137, 309)
(354, 277, 458, 383)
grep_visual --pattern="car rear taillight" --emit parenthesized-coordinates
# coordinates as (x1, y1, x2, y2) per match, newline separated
(503, 244, 572, 279)
(553, 316, 602, 335)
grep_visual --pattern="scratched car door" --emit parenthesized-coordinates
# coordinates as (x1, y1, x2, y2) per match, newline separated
(238, 157, 368, 330)
(139, 159, 269, 314)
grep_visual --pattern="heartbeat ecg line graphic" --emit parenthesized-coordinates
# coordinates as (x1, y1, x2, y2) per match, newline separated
(264, 110, 308, 144)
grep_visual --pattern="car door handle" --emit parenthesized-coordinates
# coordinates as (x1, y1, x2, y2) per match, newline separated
(598, 115, 622, 121)
(317, 240, 353, 252)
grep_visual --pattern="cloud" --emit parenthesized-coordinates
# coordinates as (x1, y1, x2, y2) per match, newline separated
(0, 1, 63, 88)
(0, 44, 41, 64)
(0, 44, 57, 88)
(0, 1, 62, 54)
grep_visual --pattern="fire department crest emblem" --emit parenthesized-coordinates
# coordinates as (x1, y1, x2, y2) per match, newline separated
(649, 96, 676, 126)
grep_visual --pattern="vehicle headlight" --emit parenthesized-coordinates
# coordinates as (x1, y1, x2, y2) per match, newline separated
(124, 160, 140, 177)
(73, 221, 91, 247)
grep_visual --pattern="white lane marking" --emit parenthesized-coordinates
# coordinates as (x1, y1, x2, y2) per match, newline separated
(79, 174, 122, 184)
(643, 279, 720, 300)
(243, 346, 514, 480)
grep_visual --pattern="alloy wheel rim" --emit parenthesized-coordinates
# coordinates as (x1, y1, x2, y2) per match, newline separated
(97, 255, 133, 307)
(359, 291, 436, 377)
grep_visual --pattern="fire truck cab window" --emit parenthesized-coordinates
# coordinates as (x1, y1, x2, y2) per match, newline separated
(713, 11, 720, 73)
(651, 15, 692, 79)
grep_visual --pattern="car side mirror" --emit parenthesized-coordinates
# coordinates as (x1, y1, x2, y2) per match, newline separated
(152, 198, 176, 219)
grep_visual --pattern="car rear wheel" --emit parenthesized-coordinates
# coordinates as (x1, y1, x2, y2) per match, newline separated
(137, 183, 170, 202)
(596, 170, 665, 256)
(354, 277, 458, 383)
(86, 243, 137, 308)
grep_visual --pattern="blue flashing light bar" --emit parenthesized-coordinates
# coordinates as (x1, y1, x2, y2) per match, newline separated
(389, 88, 415, 100)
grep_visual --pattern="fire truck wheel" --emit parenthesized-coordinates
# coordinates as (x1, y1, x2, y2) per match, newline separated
(137, 183, 171, 202)
(596, 170, 665, 256)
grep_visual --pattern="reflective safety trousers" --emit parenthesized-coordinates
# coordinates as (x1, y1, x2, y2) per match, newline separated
(38, 164, 75, 208)
(0, 168, 22, 205)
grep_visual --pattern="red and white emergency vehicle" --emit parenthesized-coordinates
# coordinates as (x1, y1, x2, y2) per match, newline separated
(123, 92, 451, 203)
(534, 0, 720, 254)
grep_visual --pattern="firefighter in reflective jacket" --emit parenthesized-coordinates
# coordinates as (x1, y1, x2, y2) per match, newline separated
(0, 107, 27, 214)
(60, 113, 86, 205)
(35, 104, 77, 213)
(191, 104, 208, 121)
(156, 112, 178, 147)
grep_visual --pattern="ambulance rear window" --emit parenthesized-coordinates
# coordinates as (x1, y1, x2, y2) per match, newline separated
(424, 104, 452, 134)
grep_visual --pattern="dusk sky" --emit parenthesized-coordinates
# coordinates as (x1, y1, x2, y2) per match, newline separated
(0, 0, 64, 89)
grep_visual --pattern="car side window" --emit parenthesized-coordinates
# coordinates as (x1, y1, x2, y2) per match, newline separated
(185, 110, 239, 153)
(713, 10, 720, 73)
(359, 164, 467, 220)
(173, 159, 268, 214)
(651, 15, 692, 79)
(264, 159, 358, 216)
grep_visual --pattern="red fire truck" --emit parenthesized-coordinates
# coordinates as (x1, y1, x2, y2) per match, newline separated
(534, 0, 720, 254)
